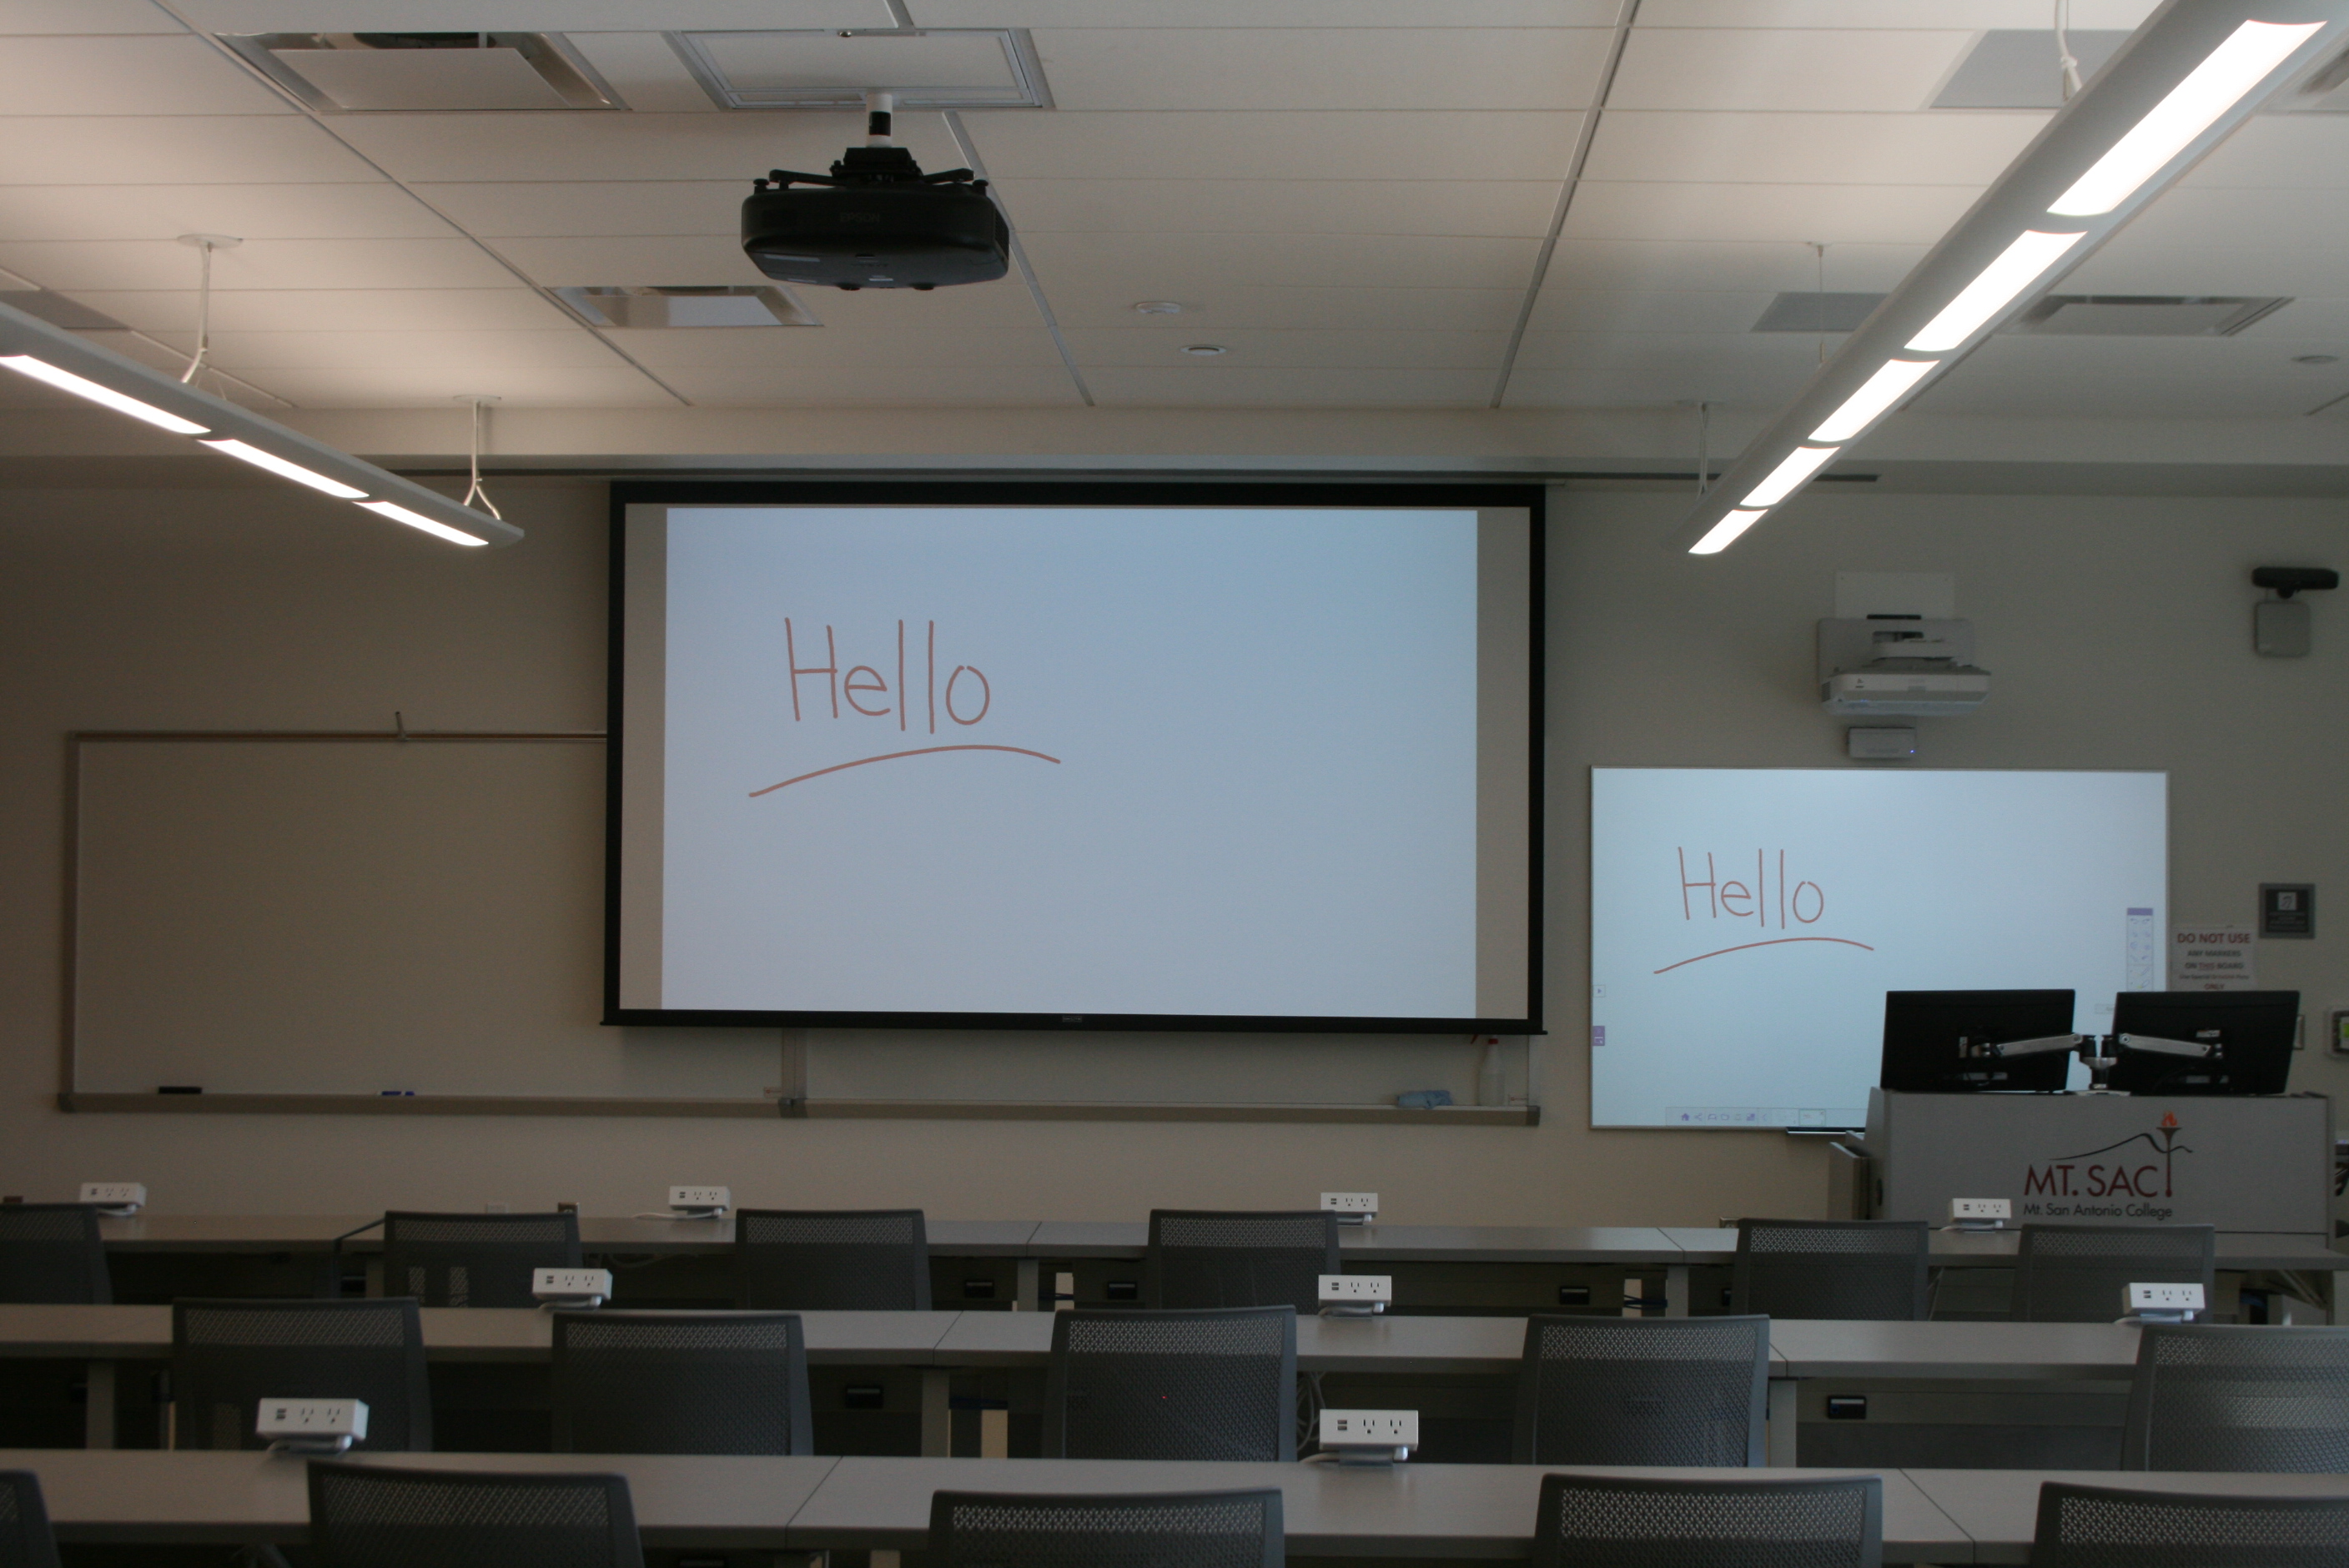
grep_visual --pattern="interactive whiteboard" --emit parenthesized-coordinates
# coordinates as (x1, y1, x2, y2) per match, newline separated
(1589, 769, 2165, 1128)
(611, 485, 1541, 1031)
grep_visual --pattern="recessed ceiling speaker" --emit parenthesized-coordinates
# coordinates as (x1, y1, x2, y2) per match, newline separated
(740, 94, 1009, 291)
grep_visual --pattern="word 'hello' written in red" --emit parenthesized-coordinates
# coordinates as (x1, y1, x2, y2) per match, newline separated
(1677, 848, 1826, 927)
(786, 619, 991, 736)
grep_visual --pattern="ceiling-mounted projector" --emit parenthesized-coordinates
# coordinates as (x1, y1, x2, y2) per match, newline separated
(741, 94, 1009, 290)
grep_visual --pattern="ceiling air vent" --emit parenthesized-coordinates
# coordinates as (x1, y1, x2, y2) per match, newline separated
(669, 29, 1051, 110)
(221, 33, 621, 112)
(2008, 295, 2291, 336)
(1933, 30, 2131, 108)
(1752, 293, 1889, 334)
(552, 286, 818, 329)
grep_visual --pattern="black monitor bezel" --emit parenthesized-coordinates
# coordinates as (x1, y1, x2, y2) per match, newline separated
(1879, 988, 2079, 1093)
(2106, 990, 2300, 1096)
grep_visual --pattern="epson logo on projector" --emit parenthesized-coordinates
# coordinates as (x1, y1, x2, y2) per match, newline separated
(752, 618, 1062, 800)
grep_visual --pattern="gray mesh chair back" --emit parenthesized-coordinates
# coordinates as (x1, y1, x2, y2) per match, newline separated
(551, 1310, 812, 1455)
(2122, 1323, 2349, 1471)
(1512, 1314, 1769, 1465)
(0, 1204, 110, 1304)
(1146, 1210, 1338, 1312)
(380, 1210, 581, 1309)
(307, 1461, 643, 1568)
(734, 1209, 930, 1310)
(1532, 1474, 1884, 1568)
(929, 1488, 1284, 1568)
(1046, 1306, 1296, 1462)
(1732, 1219, 1929, 1321)
(2027, 1480, 2349, 1567)
(2012, 1224, 2215, 1324)
(0, 1470, 63, 1568)
(172, 1298, 431, 1452)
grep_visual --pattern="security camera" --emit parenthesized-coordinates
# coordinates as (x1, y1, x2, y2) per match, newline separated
(2251, 567, 2338, 599)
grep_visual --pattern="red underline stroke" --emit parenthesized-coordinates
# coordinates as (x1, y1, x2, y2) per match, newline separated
(749, 744, 1063, 797)
(1652, 936, 1876, 974)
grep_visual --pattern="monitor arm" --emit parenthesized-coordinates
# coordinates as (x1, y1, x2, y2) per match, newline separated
(1986, 1033, 2089, 1058)
(2116, 1031, 2216, 1059)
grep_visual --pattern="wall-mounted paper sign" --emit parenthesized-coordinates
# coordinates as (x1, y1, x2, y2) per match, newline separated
(2169, 927, 2256, 991)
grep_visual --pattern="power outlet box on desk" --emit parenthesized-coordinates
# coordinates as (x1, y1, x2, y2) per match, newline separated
(1319, 1409, 1418, 1464)
(2128, 1282, 2206, 1321)
(259, 1398, 368, 1453)
(533, 1268, 613, 1307)
(668, 1184, 731, 1216)
(79, 1182, 144, 1214)
(1949, 1197, 2010, 1229)
(1318, 1274, 1391, 1315)
(1321, 1192, 1378, 1224)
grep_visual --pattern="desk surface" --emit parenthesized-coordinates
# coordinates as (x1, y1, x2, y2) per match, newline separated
(1767, 1320, 2140, 1380)
(1658, 1227, 2342, 1273)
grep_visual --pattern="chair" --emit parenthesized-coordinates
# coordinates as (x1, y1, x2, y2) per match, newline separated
(928, 1488, 1283, 1568)
(1532, 1474, 1883, 1568)
(1732, 1219, 1929, 1320)
(1146, 1209, 1337, 1313)
(1045, 1306, 1295, 1461)
(380, 1210, 581, 1309)
(734, 1209, 930, 1310)
(307, 1461, 643, 1568)
(0, 1204, 110, 1304)
(551, 1309, 812, 1455)
(1511, 1314, 1769, 1466)
(2027, 1480, 2349, 1567)
(2012, 1223, 2215, 1324)
(0, 1470, 63, 1568)
(2122, 1323, 2349, 1471)
(171, 1298, 430, 1452)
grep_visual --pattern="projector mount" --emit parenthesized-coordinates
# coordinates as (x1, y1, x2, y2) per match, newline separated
(751, 94, 985, 200)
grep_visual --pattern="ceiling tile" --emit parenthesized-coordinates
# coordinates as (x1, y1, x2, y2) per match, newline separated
(803, 282, 1048, 329)
(1584, 108, 2048, 185)
(1031, 28, 1613, 112)
(962, 110, 1583, 182)
(611, 326, 1069, 369)
(2232, 297, 2349, 340)
(153, 328, 617, 370)
(1084, 365, 1491, 405)
(0, 35, 291, 114)
(169, 1, 891, 28)
(485, 234, 757, 286)
(1061, 327, 1507, 369)
(410, 181, 740, 239)
(1501, 363, 1818, 405)
(997, 178, 1562, 238)
(1019, 231, 1542, 294)
(1608, 29, 1977, 113)
(1563, 181, 1978, 244)
(329, 109, 963, 184)
(1526, 288, 1783, 333)
(1912, 336, 2334, 416)
(2182, 117, 2349, 190)
(673, 365, 1084, 405)
(246, 363, 676, 407)
(917, 0, 1620, 26)
(1540, 238, 1929, 293)
(0, 0, 188, 32)
(0, 115, 380, 185)
(63, 286, 575, 332)
(565, 32, 722, 114)
(0, 183, 457, 242)
(1636, 1, 2157, 25)
(1512, 329, 1833, 371)
(1044, 281, 1527, 333)
(0, 237, 518, 292)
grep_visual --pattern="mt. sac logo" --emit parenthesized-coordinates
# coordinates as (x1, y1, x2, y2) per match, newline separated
(2020, 1111, 2191, 1221)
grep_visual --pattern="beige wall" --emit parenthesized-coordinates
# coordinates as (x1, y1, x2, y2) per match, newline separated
(0, 474, 2341, 1225)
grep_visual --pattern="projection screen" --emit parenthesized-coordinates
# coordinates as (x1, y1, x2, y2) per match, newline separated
(606, 483, 1543, 1032)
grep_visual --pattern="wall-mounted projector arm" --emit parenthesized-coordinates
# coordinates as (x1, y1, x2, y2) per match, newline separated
(2116, 1032, 2216, 1058)
(1988, 1033, 2090, 1058)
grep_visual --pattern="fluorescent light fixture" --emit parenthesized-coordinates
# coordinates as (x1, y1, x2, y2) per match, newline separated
(2050, 20, 2324, 216)
(0, 353, 210, 435)
(1689, 510, 1768, 556)
(201, 438, 368, 500)
(358, 500, 491, 547)
(1810, 359, 1940, 442)
(1740, 445, 1842, 509)
(1905, 229, 2086, 352)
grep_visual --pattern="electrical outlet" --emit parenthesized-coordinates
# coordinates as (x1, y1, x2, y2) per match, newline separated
(667, 1185, 731, 1215)
(257, 1398, 369, 1453)
(2128, 1282, 2206, 1315)
(1320, 1192, 1378, 1224)
(532, 1268, 614, 1306)
(1318, 1274, 1393, 1314)
(1949, 1197, 2010, 1228)
(78, 1183, 145, 1214)
(1318, 1408, 1419, 1463)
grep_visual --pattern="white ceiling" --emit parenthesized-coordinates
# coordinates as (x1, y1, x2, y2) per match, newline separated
(1, 0, 2346, 425)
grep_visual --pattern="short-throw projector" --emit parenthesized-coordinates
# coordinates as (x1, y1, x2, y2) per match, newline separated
(742, 147, 1006, 290)
(1816, 617, 1990, 716)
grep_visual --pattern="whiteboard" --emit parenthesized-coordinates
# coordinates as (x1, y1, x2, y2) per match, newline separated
(1588, 769, 2166, 1129)
(68, 736, 772, 1103)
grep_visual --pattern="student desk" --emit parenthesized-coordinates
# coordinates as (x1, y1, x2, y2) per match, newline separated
(1904, 1468, 2349, 1565)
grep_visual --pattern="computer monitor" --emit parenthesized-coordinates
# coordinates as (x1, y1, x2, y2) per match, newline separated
(1879, 989, 2080, 1093)
(2107, 991, 2300, 1096)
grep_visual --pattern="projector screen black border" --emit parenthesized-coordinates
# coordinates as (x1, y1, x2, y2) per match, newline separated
(601, 479, 1547, 1035)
